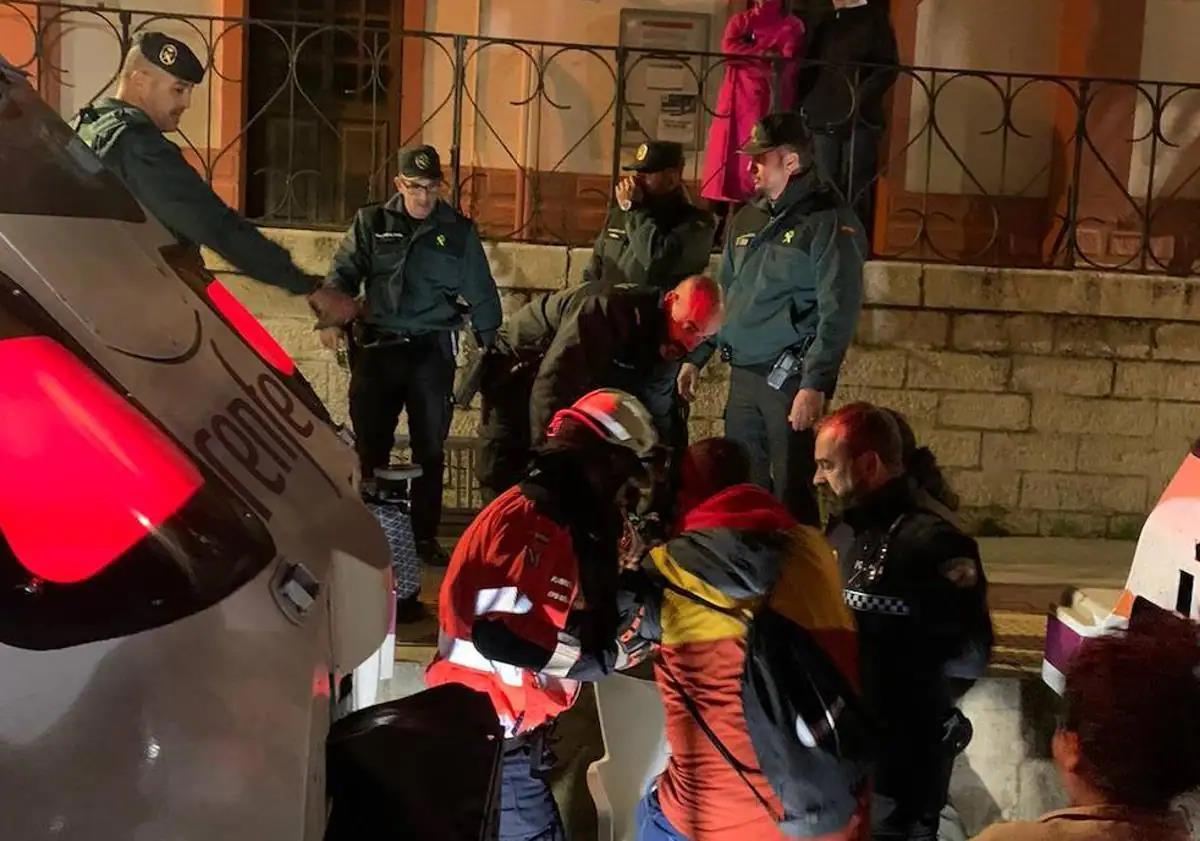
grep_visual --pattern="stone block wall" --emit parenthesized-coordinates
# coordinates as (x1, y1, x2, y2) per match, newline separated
(841, 263, 1200, 539)
(209, 231, 1200, 536)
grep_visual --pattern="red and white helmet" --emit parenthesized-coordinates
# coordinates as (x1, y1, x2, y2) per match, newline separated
(546, 388, 658, 457)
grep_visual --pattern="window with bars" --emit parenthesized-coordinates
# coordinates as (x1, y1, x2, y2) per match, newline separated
(245, 0, 397, 225)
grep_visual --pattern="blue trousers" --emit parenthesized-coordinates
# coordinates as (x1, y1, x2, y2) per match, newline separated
(499, 741, 566, 841)
(636, 787, 689, 841)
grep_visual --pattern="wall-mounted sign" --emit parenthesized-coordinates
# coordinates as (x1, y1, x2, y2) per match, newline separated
(618, 9, 712, 152)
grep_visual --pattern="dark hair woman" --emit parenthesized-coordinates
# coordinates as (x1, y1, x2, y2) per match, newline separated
(974, 613, 1200, 841)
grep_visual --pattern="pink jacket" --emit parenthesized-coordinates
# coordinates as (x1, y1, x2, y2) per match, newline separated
(700, 0, 806, 203)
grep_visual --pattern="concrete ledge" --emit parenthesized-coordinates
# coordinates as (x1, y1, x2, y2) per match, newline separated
(864, 260, 922, 306)
(923, 263, 1200, 322)
(483, 241, 568, 291)
(203, 227, 343, 276)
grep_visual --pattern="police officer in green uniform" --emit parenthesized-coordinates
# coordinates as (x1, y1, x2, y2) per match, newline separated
(585, 140, 715, 291)
(75, 32, 356, 324)
(678, 112, 866, 526)
(320, 144, 501, 564)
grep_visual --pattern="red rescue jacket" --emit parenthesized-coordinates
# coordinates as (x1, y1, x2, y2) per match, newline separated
(425, 485, 586, 737)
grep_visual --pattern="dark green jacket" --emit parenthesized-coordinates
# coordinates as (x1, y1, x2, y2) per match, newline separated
(584, 190, 715, 292)
(525, 286, 670, 443)
(497, 283, 597, 354)
(325, 195, 502, 345)
(75, 98, 313, 294)
(693, 169, 866, 394)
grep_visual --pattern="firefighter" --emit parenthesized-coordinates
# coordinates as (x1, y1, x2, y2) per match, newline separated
(426, 388, 660, 841)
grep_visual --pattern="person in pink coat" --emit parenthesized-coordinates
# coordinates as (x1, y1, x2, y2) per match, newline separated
(700, 0, 806, 206)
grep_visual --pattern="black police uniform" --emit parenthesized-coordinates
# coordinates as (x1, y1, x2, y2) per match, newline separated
(691, 113, 866, 526)
(475, 284, 677, 501)
(323, 145, 501, 551)
(827, 477, 993, 841)
(584, 141, 715, 292)
(75, 32, 313, 294)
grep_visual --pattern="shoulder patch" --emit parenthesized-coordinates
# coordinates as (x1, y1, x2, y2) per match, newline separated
(939, 556, 980, 588)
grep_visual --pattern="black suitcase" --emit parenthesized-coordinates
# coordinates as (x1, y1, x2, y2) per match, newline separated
(326, 685, 503, 840)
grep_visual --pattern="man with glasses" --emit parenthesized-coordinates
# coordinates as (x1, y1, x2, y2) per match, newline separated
(319, 144, 501, 566)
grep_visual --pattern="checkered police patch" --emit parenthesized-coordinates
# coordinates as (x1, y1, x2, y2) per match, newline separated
(159, 44, 178, 66)
(844, 589, 912, 616)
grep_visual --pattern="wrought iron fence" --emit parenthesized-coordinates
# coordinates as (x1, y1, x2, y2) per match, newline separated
(7, 0, 1200, 274)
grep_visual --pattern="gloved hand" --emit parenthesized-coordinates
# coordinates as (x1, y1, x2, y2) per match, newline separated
(308, 286, 361, 328)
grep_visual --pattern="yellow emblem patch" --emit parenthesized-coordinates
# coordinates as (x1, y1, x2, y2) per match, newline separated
(158, 44, 178, 66)
(436, 234, 446, 247)
(782, 230, 795, 244)
(635, 143, 648, 162)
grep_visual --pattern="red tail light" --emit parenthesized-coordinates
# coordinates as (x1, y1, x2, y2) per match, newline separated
(0, 337, 203, 583)
(205, 279, 297, 376)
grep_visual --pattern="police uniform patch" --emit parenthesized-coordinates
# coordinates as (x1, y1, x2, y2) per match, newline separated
(940, 556, 979, 588)
(635, 143, 648, 162)
(159, 44, 177, 66)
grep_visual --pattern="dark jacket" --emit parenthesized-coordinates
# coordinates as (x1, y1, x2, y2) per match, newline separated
(75, 98, 313, 294)
(796, 2, 899, 131)
(693, 169, 865, 393)
(324, 196, 502, 346)
(826, 476, 993, 811)
(497, 283, 596, 356)
(585, 190, 715, 292)
(527, 285, 674, 444)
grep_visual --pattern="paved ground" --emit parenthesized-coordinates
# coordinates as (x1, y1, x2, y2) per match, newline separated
(979, 537, 1132, 675)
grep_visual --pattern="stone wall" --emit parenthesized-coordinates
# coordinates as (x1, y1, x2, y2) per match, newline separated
(209, 231, 1200, 536)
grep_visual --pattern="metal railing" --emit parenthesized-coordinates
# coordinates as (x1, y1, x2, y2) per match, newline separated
(8, 1, 1200, 274)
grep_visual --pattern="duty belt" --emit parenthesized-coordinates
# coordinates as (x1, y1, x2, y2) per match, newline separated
(353, 322, 412, 349)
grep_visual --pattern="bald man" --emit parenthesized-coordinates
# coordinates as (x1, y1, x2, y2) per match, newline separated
(76, 31, 356, 323)
(475, 277, 723, 501)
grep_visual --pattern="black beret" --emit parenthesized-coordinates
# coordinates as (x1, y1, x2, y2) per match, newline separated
(134, 31, 205, 85)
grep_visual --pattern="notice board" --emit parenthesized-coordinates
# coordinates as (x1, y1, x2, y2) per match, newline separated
(618, 9, 712, 153)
